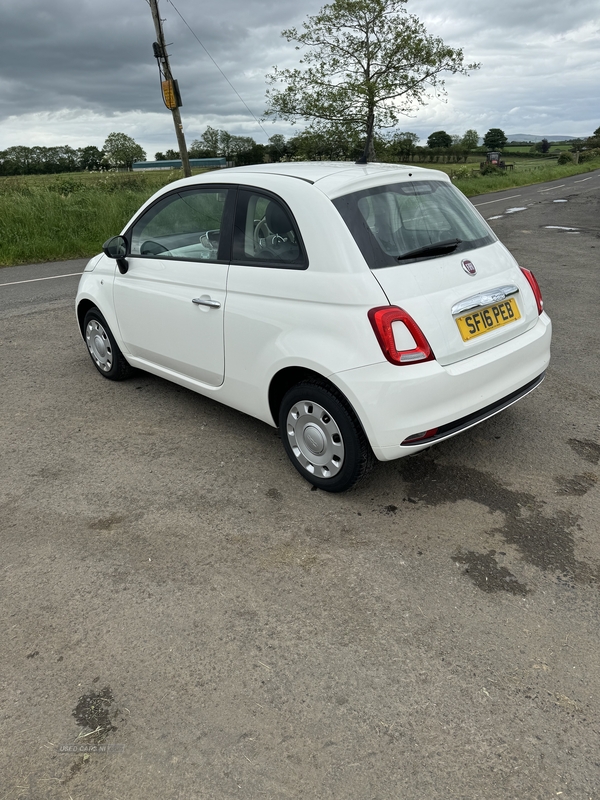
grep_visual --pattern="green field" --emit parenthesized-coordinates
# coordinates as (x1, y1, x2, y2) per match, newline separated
(503, 144, 573, 154)
(1, 160, 599, 267)
(421, 157, 600, 197)
(0, 170, 191, 266)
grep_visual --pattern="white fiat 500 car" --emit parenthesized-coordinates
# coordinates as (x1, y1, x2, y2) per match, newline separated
(76, 162, 551, 491)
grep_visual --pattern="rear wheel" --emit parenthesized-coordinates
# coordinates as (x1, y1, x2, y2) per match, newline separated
(279, 381, 375, 492)
(83, 308, 133, 381)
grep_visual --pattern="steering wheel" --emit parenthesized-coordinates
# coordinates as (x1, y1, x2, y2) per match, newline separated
(253, 217, 271, 250)
(199, 230, 219, 251)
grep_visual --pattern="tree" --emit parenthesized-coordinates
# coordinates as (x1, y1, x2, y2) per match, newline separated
(228, 135, 260, 161)
(0, 146, 34, 174)
(427, 130, 452, 149)
(103, 132, 146, 169)
(195, 126, 221, 157)
(265, 0, 478, 162)
(187, 141, 212, 158)
(533, 138, 551, 154)
(78, 146, 104, 171)
(461, 129, 479, 151)
(288, 125, 363, 161)
(483, 128, 507, 150)
(266, 134, 288, 162)
(387, 131, 419, 161)
(188, 129, 265, 164)
(585, 126, 600, 149)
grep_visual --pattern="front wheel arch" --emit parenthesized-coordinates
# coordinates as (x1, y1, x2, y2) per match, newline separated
(82, 306, 133, 381)
(77, 299, 96, 338)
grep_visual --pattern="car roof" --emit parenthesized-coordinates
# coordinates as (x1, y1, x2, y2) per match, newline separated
(178, 161, 450, 199)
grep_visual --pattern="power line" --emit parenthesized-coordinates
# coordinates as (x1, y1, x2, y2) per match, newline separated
(165, 0, 273, 143)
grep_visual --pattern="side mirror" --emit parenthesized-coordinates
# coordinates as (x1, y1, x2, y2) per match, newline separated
(102, 235, 129, 274)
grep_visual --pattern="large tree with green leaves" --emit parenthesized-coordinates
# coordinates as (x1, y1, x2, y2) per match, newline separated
(461, 129, 479, 151)
(482, 128, 507, 151)
(265, 0, 478, 162)
(103, 132, 146, 169)
(78, 145, 104, 171)
(427, 130, 452, 149)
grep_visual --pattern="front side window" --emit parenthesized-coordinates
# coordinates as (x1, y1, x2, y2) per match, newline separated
(333, 181, 495, 269)
(232, 189, 306, 268)
(129, 187, 231, 261)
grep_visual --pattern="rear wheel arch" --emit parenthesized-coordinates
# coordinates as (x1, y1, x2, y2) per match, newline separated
(269, 367, 334, 425)
(269, 368, 369, 437)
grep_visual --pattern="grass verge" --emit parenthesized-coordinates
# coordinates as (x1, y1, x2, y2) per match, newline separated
(1, 161, 599, 267)
(0, 171, 190, 267)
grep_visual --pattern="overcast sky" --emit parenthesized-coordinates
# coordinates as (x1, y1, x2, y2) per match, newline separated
(1, 0, 598, 156)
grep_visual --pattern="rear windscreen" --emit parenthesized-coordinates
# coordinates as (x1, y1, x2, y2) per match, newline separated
(332, 180, 496, 269)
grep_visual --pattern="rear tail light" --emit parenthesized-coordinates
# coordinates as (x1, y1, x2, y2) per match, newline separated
(520, 267, 544, 315)
(368, 306, 434, 366)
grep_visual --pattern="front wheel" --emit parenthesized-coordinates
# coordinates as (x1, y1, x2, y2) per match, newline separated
(279, 381, 375, 492)
(83, 308, 133, 381)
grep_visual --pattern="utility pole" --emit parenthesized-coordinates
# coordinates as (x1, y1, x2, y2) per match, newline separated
(149, 0, 192, 177)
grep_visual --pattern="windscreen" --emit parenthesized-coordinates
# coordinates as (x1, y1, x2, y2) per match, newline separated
(332, 180, 495, 269)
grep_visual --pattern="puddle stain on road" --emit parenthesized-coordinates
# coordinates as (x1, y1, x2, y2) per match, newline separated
(72, 686, 118, 743)
(397, 453, 599, 591)
(555, 472, 598, 496)
(568, 438, 600, 464)
(452, 549, 530, 595)
(62, 685, 122, 785)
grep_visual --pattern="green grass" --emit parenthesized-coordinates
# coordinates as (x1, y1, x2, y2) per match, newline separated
(1, 160, 599, 266)
(0, 170, 199, 266)
(503, 144, 572, 154)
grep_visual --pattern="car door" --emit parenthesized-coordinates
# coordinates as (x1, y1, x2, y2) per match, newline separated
(113, 186, 234, 386)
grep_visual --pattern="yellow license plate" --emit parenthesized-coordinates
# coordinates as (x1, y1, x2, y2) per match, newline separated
(456, 297, 521, 341)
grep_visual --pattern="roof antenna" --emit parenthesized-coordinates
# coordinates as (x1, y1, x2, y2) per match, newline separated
(355, 127, 372, 164)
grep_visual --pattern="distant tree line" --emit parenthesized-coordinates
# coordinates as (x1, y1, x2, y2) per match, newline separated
(2, 126, 599, 177)
(0, 133, 146, 176)
(159, 126, 486, 165)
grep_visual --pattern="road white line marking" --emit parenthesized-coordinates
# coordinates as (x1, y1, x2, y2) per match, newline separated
(473, 194, 521, 206)
(0, 272, 83, 287)
(574, 177, 593, 183)
(538, 184, 565, 192)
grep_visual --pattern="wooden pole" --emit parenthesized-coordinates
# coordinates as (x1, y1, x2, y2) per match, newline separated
(149, 0, 192, 177)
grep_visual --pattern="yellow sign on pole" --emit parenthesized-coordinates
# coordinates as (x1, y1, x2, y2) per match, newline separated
(162, 80, 177, 110)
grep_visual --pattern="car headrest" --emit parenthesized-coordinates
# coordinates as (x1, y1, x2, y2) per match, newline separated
(266, 202, 293, 235)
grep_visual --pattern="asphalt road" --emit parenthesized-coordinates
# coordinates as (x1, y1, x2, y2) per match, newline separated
(1, 172, 599, 800)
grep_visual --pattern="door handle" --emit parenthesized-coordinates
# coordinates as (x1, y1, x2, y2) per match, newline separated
(192, 297, 221, 309)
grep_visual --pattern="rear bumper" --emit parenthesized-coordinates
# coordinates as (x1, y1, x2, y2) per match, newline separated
(331, 312, 552, 461)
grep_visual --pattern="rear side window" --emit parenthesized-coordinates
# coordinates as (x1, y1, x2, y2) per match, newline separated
(333, 180, 495, 269)
(232, 189, 307, 269)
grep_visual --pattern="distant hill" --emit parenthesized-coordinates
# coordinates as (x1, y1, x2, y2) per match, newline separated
(506, 134, 577, 143)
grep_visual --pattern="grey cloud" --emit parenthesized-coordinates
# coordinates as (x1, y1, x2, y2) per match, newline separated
(0, 0, 598, 149)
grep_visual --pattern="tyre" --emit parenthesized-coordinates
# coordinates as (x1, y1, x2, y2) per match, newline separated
(279, 381, 375, 492)
(83, 308, 133, 381)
